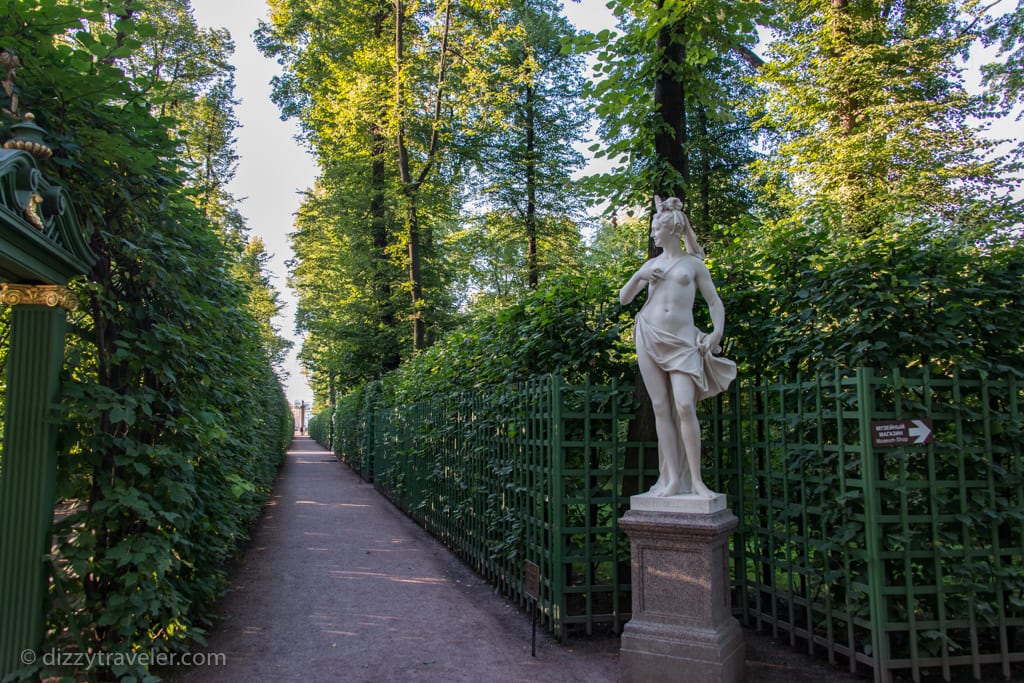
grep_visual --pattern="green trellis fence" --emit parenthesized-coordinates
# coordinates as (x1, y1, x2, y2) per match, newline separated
(715, 367, 1024, 683)
(334, 377, 649, 638)
(328, 367, 1023, 682)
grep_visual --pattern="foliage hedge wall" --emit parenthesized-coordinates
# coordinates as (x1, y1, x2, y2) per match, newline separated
(314, 214, 1024, 438)
(0, 2, 295, 680)
(308, 269, 637, 434)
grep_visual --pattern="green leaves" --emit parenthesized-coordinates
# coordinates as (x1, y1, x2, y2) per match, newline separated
(575, 0, 763, 219)
(717, 218, 1024, 376)
(753, 0, 1020, 237)
(263, 0, 595, 396)
(0, 0, 295, 677)
(381, 270, 632, 406)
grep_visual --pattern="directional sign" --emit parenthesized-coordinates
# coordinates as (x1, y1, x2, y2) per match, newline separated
(524, 560, 540, 600)
(871, 419, 933, 447)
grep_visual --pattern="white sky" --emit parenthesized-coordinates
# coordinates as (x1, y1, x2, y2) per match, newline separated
(188, 0, 615, 407)
(190, 0, 314, 406)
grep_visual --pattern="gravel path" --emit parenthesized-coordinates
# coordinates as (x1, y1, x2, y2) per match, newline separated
(168, 436, 862, 683)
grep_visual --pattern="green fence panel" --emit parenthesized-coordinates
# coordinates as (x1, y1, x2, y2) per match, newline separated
(333, 376, 657, 638)
(712, 367, 1024, 683)
(327, 366, 1023, 680)
(550, 377, 635, 637)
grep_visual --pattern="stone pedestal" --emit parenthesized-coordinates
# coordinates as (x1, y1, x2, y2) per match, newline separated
(619, 499, 745, 683)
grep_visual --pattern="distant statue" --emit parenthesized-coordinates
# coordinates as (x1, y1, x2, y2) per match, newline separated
(619, 196, 736, 498)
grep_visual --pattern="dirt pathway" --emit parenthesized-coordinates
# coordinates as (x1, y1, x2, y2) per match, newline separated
(171, 436, 863, 683)
(172, 437, 619, 682)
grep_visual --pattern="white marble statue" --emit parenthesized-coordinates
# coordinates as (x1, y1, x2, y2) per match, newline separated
(619, 196, 736, 498)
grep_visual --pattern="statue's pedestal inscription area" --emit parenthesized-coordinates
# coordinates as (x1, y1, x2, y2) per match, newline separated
(619, 508, 746, 683)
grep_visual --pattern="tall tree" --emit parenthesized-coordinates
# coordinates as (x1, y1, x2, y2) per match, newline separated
(464, 0, 588, 290)
(259, 0, 548, 381)
(715, 0, 1024, 377)
(124, 0, 245, 242)
(182, 76, 245, 244)
(236, 237, 293, 372)
(572, 0, 763, 240)
(135, 0, 289, 369)
(752, 0, 1022, 238)
(288, 176, 405, 394)
(391, 1, 517, 348)
(258, 0, 405, 385)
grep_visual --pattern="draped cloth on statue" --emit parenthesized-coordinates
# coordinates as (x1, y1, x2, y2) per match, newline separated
(634, 313, 737, 402)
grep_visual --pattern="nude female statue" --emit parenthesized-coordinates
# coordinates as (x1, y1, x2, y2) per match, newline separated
(619, 196, 736, 498)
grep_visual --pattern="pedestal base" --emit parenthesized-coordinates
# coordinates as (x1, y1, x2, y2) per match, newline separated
(630, 491, 727, 514)
(619, 508, 746, 683)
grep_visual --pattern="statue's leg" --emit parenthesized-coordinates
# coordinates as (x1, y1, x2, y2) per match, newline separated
(650, 442, 668, 495)
(670, 373, 714, 498)
(677, 416, 693, 493)
(636, 350, 680, 495)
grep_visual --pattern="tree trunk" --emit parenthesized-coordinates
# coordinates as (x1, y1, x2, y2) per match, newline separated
(328, 371, 337, 451)
(829, 0, 866, 226)
(831, 0, 857, 137)
(653, 5, 689, 206)
(525, 81, 539, 289)
(370, 128, 399, 370)
(404, 193, 425, 349)
(394, 0, 451, 351)
(395, 0, 424, 350)
(370, 5, 399, 372)
(698, 106, 711, 228)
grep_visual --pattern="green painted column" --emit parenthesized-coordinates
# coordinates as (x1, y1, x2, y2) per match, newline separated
(0, 292, 70, 675)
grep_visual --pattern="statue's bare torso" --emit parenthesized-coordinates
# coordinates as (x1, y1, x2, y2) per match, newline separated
(635, 254, 702, 343)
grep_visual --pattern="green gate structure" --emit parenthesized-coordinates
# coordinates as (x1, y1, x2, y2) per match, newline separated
(328, 366, 1022, 681)
(0, 107, 97, 675)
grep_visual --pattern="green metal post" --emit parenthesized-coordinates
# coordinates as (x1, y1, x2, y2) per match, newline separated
(0, 301, 68, 674)
(857, 367, 891, 683)
(550, 376, 565, 639)
(0, 106, 95, 677)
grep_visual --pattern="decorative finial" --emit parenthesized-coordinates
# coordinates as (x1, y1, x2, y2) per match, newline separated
(4, 112, 53, 160)
(1, 49, 52, 160)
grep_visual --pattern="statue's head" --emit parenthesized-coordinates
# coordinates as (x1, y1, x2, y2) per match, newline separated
(654, 195, 704, 259)
(655, 197, 689, 238)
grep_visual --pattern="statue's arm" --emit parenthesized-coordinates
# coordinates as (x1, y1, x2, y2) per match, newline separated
(696, 263, 725, 349)
(619, 265, 651, 305)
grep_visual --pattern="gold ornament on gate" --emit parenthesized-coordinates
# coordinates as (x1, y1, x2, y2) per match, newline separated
(3, 112, 53, 160)
(0, 284, 79, 311)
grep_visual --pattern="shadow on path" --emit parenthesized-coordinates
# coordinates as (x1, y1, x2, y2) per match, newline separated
(169, 437, 864, 682)
(169, 437, 618, 683)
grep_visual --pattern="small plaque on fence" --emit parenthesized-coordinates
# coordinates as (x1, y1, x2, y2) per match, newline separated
(871, 419, 933, 447)
(524, 560, 540, 601)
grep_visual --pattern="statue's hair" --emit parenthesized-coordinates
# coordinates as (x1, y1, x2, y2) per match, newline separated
(662, 196, 684, 212)
(655, 195, 705, 259)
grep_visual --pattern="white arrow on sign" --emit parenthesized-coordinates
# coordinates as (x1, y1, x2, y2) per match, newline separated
(908, 419, 932, 444)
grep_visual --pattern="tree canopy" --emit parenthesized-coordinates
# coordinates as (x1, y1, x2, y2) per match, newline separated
(258, 0, 593, 392)
(281, 0, 1021, 410)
